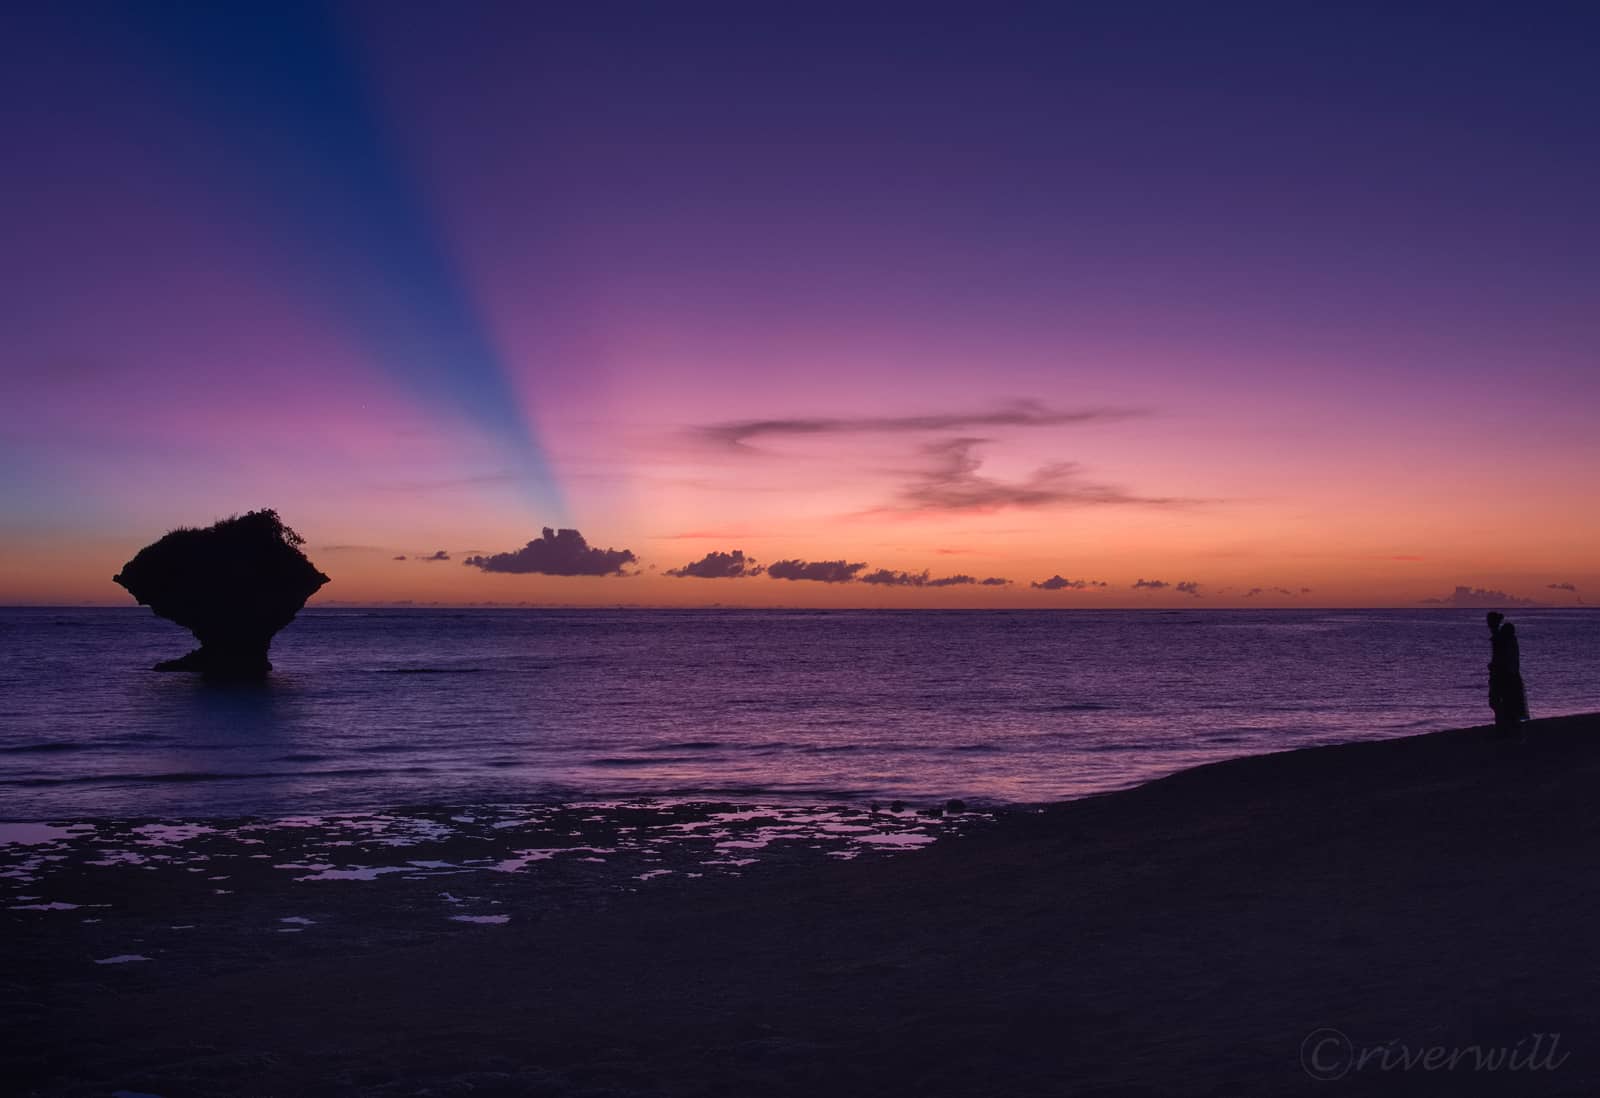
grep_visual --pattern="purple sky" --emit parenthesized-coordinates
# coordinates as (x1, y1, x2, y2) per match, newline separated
(3, 4, 1597, 605)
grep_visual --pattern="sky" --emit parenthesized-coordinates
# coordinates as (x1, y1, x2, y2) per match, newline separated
(3, 2, 1596, 608)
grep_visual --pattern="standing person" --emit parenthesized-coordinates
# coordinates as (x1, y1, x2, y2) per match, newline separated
(1486, 612, 1530, 735)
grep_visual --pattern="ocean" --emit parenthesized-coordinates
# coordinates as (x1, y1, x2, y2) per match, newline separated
(2, 607, 1596, 821)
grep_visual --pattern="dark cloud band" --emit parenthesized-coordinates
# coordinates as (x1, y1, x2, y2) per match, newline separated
(766, 559, 867, 583)
(859, 569, 1006, 588)
(464, 528, 636, 576)
(699, 401, 1139, 451)
(1031, 575, 1105, 591)
(1421, 586, 1538, 607)
(666, 550, 764, 579)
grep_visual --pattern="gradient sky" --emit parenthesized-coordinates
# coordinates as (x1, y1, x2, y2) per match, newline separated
(3, 3, 1596, 607)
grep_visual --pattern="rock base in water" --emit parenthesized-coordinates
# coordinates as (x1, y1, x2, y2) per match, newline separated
(153, 646, 273, 678)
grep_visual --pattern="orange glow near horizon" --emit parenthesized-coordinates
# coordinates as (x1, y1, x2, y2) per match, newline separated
(7, 424, 1595, 611)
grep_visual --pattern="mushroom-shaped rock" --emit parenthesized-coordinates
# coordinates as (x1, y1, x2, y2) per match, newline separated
(113, 510, 329, 678)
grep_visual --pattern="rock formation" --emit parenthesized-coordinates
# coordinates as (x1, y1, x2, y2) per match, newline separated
(113, 510, 329, 678)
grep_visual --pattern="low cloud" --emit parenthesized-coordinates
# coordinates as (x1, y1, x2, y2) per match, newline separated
(858, 569, 997, 588)
(1421, 586, 1539, 608)
(698, 401, 1139, 451)
(667, 550, 764, 579)
(861, 569, 928, 586)
(766, 559, 868, 583)
(463, 528, 637, 576)
(1548, 582, 1578, 593)
(1175, 581, 1201, 596)
(1244, 586, 1310, 598)
(1031, 575, 1106, 591)
(1132, 578, 1169, 590)
(392, 554, 407, 561)
(420, 550, 450, 562)
(979, 577, 1013, 586)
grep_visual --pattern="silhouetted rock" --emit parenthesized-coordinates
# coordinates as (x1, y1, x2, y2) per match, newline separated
(945, 799, 968, 814)
(113, 510, 329, 679)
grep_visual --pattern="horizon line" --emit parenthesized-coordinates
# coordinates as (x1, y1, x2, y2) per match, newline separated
(1, 603, 1586, 613)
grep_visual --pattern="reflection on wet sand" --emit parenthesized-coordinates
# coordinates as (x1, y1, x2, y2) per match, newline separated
(2, 800, 988, 967)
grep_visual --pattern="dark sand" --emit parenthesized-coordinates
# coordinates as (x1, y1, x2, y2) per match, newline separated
(10, 713, 1600, 1096)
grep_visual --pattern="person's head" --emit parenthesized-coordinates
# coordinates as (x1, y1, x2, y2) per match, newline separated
(1487, 611, 1505, 633)
(1501, 622, 1517, 640)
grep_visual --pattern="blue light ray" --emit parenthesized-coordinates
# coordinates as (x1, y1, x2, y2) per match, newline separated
(116, 1, 563, 515)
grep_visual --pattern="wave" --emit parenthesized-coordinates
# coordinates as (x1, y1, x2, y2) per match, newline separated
(2, 771, 279, 787)
(0, 733, 170, 755)
(1, 765, 438, 787)
(588, 756, 720, 767)
(376, 668, 485, 675)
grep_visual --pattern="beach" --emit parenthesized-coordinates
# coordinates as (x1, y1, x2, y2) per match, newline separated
(8, 712, 1599, 1096)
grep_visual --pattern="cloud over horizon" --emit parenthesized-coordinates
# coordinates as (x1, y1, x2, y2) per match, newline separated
(858, 569, 1006, 588)
(691, 401, 1181, 519)
(1421, 586, 1539, 608)
(766, 559, 868, 583)
(1132, 578, 1169, 590)
(463, 528, 637, 576)
(1548, 582, 1578, 593)
(666, 549, 764, 579)
(1030, 575, 1105, 591)
(697, 401, 1140, 451)
(1175, 581, 1201, 596)
(886, 438, 1173, 515)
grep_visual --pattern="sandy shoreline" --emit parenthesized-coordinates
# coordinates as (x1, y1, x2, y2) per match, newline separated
(9, 713, 1600, 1095)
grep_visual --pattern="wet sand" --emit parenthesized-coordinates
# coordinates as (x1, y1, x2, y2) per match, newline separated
(9, 713, 1600, 1096)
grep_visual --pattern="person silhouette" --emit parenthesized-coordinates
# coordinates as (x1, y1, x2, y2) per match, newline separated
(1486, 612, 1529, 736)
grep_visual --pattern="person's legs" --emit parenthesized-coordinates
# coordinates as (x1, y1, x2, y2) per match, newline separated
(1491, 700, 1525, 739)
(1490, 686, 1517, 737)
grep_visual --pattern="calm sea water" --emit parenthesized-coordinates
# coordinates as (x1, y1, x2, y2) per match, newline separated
(2, 607, 1596, 820)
